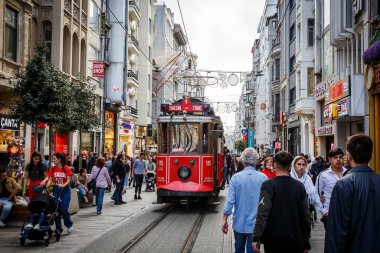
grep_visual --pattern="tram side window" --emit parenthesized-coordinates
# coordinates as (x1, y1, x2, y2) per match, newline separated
(159, 123, 168, 154)
(202, 123, 209, 154)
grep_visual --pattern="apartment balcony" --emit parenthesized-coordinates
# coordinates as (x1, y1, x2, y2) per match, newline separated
(271, 42, 281, 57)
(127, 70, 139, 88)
(129, 0, 141, 21)
(294, 96, 315, 117)
(128, 34, 139, 54)
(123, 106, 138, 120)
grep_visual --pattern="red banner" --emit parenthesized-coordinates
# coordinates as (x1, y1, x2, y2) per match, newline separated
(168, 98, 203, 112)
(92, 62, 104, 78)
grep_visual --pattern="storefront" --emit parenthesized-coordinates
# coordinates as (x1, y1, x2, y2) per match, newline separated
(287, 116, 300, 156)
(315, 124, 336, 158)
(0, 115, 22, 166)
(104, 110, 117, 155)
(119, 122, 134, 156)
(365, 64, 380, 172)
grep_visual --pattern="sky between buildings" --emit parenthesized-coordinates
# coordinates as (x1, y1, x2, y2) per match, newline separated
(162, 0, 265, 132)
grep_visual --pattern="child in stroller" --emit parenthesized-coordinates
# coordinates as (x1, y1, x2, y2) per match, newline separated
(19, 187, 61, 246)
(145, 171, 156, 192)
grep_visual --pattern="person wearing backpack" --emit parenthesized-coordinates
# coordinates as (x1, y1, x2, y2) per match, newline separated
(88, 157, 111, 215)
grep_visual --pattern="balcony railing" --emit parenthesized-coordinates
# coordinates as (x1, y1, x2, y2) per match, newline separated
(64, 0, 71, 13)
(129, 0, 140, 13)
(73, 2, 80, 21)
(124, 106, 138, 116)
(127, 70, 138, 81)
(129, 34, 139, 48)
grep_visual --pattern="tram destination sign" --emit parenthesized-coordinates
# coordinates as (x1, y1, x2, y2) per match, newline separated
(168, 98, 204, 112)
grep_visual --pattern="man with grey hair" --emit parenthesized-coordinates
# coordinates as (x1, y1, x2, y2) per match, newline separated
(222, 148, 268, 253)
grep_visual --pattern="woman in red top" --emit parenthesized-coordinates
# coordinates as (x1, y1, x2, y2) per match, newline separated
(45, 153, 74, 234)
(261, 157, 276, 179)
(22, 151, 47, 201)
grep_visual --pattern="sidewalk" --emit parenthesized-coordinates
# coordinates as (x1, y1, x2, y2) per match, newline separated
(0, 186, 158, 253)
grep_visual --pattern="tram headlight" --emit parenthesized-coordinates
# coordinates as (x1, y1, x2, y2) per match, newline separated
(177, 166, 191, 180)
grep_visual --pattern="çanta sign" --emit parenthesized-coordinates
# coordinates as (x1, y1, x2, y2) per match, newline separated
(92, 62, 104, 78)
(0, 115, 20, 131)
(168, 98, 203, 112)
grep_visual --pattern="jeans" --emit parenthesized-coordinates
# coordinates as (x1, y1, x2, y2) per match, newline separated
(77, 186, 87, 205)
(53, 186, 73, 232)
(29, 212, 46, 226)
(113, 179, 124, 203)
(0, 198, 13, 222)
(134, 174, 144, 195)
(95, 188, 106, 213)
(123, 174, 130, 188)
(234, 232, 254, 253)
(221, 166, 229, 189)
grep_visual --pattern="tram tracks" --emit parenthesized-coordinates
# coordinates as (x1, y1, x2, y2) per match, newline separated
(120, 204, 207, 253)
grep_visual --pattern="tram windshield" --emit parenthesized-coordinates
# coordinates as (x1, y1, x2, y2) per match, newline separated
(170, 123, 200, 153)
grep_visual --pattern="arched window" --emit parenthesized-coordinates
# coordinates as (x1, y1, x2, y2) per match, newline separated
(42, 21, 52, 61)
(62, 26, 71, 74)
(72, 33, 79, 77)
(80, 39, 86, 78)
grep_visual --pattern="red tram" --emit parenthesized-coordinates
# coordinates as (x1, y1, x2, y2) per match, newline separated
(156, 98, 225, 204)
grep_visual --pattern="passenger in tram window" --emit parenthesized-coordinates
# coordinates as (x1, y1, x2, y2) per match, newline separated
(325, 134, 380, 253)
(222, 148, 268, 253)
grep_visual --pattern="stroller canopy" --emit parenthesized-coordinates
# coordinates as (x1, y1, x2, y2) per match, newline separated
(28, 193, 57, 214)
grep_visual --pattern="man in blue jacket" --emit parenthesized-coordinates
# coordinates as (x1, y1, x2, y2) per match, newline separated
(222, 148, 268, 253)
(325, 134, 380, 253)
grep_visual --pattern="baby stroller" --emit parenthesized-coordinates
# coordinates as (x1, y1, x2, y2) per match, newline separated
(19, 187, 61, 246)
(145, 171, 156, 191)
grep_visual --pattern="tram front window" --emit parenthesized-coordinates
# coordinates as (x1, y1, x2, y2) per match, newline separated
(170, 123, 200, 153)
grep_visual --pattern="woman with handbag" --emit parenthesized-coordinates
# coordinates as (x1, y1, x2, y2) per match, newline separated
(45, 153, 74, 234)
(23, 151, 47, 201)
(88, 157, 111, 215)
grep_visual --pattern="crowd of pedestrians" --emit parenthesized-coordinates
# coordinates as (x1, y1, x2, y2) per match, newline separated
(222, 134, 380, 253)
(0, 150, 156, 238)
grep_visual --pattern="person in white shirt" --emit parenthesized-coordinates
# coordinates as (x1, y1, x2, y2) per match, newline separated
(315, 148, 346, 229)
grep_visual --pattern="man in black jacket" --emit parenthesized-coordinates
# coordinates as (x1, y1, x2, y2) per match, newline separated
(220, 147, 232, 189)
(252, 151, 311, 253)
(325, 134, 380, 253)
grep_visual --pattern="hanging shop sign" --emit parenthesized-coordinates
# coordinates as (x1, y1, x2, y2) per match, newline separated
(325, 77, 350, 104)
(324, 98, 350, 123)
(365, 65, 380, 90)
(121, 123, 133, 130)
(0, 115, 20, 131)
(315, 76, 335, 100)
(248, 128, 255, 148)
(274, 141, 282, 149)
(316, 124, 334, 137)
(92, 62, 104, 78)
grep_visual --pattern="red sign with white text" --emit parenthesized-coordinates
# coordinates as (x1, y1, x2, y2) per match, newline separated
(92, 62, 104, 78)
(168, 98, 203, 112)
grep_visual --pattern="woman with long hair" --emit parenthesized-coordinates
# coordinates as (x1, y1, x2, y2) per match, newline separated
(88, 157, 111, 215)
(23, 151, 47, 201)
(290, 156, 322, 211)
(45, 153, 74, 234)
(261, 157, 276, 179)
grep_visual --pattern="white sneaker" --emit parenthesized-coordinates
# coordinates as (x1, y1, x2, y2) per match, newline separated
(33, 224, 40, 230)
(67, 226, 74, 234)
(0, 221, 5, 228)
(25, 223, 33, 229)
